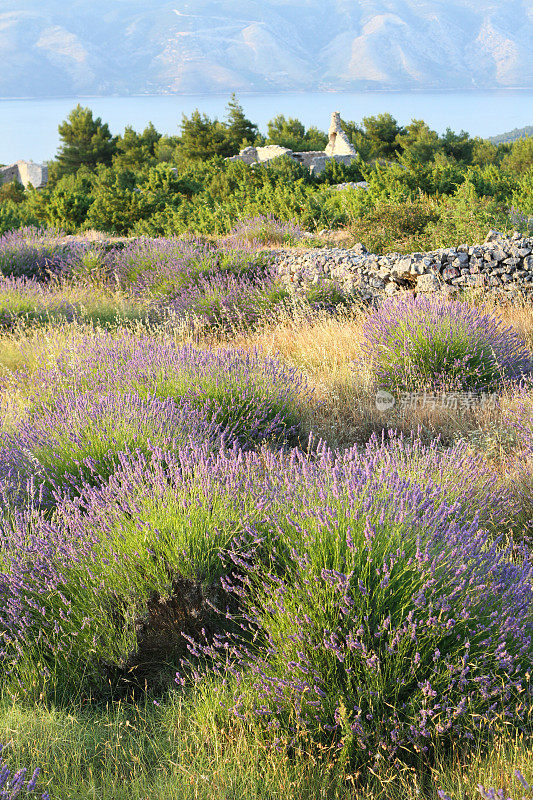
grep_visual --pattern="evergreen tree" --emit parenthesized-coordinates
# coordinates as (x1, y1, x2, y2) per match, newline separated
(440, 128, 474, 163)
(470, 138, 500, 167)
(266, 115, 327, 152)
(224, 94, 258, 152)
(56, 105, 117, 175)
(303, 126, 328, 151)
(0, 180, 25, 204)
(362, 113, 403, 160)
(267, 115, 306, 150)
(114, 123, 161, 170)
(396, 120, 441, 164)
(179, 110, 234, 160)
(502, 136, 533, 173)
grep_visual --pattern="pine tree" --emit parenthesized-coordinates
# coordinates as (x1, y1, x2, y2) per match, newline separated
(114, 122, 162, 170)
(362, 113, 403, 160)
(224, 94, 258, 152)
(56, 105, 117, 175)
(179, 110, 234, 160)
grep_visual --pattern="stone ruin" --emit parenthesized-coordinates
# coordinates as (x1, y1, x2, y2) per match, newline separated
(0, 160, 48, 190)
(226, 111, 358, 175)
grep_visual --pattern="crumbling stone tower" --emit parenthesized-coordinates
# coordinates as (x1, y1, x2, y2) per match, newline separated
(325, 111, 357, 158)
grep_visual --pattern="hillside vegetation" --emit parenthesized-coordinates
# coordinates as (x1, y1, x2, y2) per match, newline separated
(2, 101, 533, 249)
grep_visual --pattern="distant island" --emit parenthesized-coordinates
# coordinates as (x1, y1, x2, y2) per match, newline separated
(490, 126, 533, 145)
(1, 0, 533, 96)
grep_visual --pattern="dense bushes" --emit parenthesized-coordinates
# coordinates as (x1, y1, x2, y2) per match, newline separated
(13, 158, 529, 242)
(1, 436, 530, 766)
(2, 103, 533, 244)
(360, 296, 532, 393)
(0, 228, 93, 280)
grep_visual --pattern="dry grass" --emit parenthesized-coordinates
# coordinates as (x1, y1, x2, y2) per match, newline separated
(228, 301, 533, 450)
(2, 294, 531, 454)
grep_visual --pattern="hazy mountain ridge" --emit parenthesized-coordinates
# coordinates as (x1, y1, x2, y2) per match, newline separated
(1, 0, 532, 97)
(490, 125, 533, 144)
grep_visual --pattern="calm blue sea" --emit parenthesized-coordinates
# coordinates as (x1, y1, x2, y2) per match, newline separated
(1, 90, 532, 165)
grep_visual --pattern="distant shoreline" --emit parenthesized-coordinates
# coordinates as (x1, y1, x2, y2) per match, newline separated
(2, 87, 533, 102)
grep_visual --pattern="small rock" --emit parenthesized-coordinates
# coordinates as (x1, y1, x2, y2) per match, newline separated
(442, 266, 460, 280)
(416, 273, 441, 293)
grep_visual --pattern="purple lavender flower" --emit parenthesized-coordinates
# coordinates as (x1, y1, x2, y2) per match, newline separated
(161, 269, 289, 327)
(24, 334, 309, 454)
(0, 228, 100, 281)
(0, 746, 48, 799)
(360, 295, 532, 393)
(440, 770, 533, 800)
(173, 441, 533, 769)
(109, 236, 272, 299)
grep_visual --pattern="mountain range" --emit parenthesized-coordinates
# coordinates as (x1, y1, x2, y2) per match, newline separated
(1, 0, 533, 97)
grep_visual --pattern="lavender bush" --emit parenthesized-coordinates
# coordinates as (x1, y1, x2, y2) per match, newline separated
(162, 270, 289, 328)
(111, 236, 272, 299)
(501, 391, 533, 459)
(0, 228, 96, 281)
(226, 215, 304, 247)
(179, 444, 533, 770)
(0, 435, 526, 708)
(0, 391, 228, 499)
(507, 207, 533, 235)
(0, 276, 151, 328)
(0, 745, 48, 800)
(28, 335, 309, 451)
(360, 296, 531, 393)
(355, 431, 519, 535)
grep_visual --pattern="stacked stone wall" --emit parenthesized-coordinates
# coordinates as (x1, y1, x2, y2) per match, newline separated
(0, 160, 48, 189)
(274, 231, 533, 302)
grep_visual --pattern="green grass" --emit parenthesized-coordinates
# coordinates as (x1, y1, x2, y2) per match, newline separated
(0, 283, 153, 328)
(1, 690, 532, 800)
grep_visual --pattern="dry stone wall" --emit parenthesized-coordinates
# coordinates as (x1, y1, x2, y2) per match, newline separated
(274, 231, 533, 302)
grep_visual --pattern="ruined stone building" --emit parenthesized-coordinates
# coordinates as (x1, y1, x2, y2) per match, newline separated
(227, 111, 357, 175)
(0, 160, 48, 190)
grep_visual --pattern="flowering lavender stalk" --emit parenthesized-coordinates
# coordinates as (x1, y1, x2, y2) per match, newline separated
(0, 746, 49, 799)
(360, 295, 532, 393)
(439, 770, 532, 800)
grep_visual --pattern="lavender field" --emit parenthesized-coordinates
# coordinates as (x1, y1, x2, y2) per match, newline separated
(0, 225, 532, 800)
